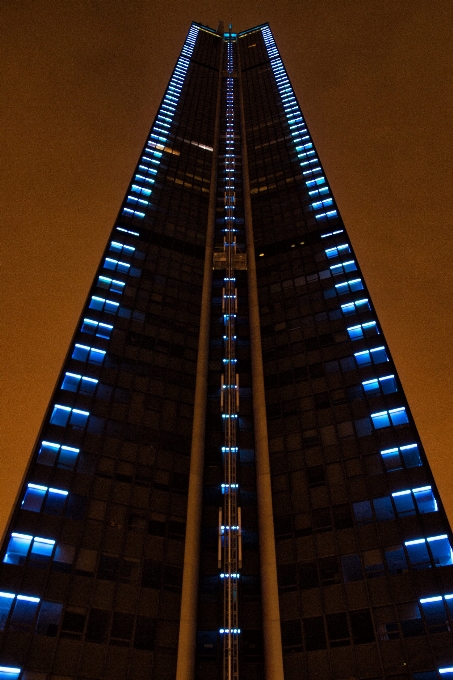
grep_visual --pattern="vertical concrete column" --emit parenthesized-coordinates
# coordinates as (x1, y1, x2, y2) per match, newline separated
(237, 49, 285, 680)
(176, 38, 224, 680)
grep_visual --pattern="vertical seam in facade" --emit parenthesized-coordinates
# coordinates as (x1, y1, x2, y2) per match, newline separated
(236, 44, 285, 680)
(175, 36, 225, 680)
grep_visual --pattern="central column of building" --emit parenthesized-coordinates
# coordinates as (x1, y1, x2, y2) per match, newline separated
(237, 32, 285, 680)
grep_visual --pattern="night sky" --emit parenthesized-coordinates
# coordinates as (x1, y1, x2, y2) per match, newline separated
(2, 0, 452, 535)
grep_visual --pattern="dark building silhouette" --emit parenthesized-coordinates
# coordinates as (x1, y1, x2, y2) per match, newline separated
(1, 21, 452, 680)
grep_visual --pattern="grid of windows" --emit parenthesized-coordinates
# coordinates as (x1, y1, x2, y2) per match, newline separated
(0, 21, 451, 680)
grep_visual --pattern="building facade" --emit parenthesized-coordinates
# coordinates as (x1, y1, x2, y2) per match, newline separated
(1, 21, 452, 680)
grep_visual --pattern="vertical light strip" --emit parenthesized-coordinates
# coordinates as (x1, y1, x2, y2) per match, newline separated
(122, 24, 199, 219)
(261, 26, 339, 219)
(219, 35, 241, 680)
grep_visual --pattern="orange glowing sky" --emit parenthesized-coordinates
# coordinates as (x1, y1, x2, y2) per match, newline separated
(1, 0, 452, 536)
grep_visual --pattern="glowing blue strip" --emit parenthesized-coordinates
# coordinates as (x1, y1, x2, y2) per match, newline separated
(0, 669, 21, 675)
(17, 595, 40, 603)
(122, 26, 199, 217)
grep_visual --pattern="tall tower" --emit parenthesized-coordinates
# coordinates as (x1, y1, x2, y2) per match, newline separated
(0, 22, 452, 680)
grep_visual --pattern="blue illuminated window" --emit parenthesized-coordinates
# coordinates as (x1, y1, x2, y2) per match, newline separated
(109, 241, 135, 256)
(347, 321, 379, 340)
(37, 441, 79, 469)
(392, 486, 437, 517)
(325, 244, 350, 258)
(306, 177, 325, 187)
(3, 533, 55, 565)
(122, 208, 145, 219)
(333, 278, 364, 296)
(330, 260, 357, 276)
(362, 374, 397, 396)
(0, 667, 21, 680)
(72, 344, 106, 365)
(50, 405, 89, 429)
(97, 276, 125, 295)
(405, 535, 453, 569)
(61, 372, 98, 395)
(380, 443, 422, 471)
(9, 595, 40, 633)
(0, 593, 15, 630)
(312, 198, 333, 210)
(130, 184, 151, 197)
(22, 484, 68, 514)
(371, 407, 409, 429)
(354, 346, 388, 366)
(419, 597, 450, 635)
(341, 299, 370, 315)
(103, 258, 130, 275)
(439, 668, 453, 677)
(88, 296, 119, 314)
(81, 319, 113, 339)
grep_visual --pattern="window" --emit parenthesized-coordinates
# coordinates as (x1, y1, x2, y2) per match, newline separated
(3, 533, 55, 565)
(381, 443, 422, 471)
(72, 344, 106, 365)
(36, 601, 62, 636)
(353, 500, 373, 525)
(405, 535, 453, 569)
(0, 668, 21, 680)
(126, 195, 148, 207)
(88, 296, 119, 314)
(347, 321, 379, 340)
(61, 372, 98, 395)
(60, 606, 86, 639)
(341, 298, 370, 315)
(22, 484, 68, 514)
(134, 616, 156, 650)
(81, 318, 113, 339)
(371, 407, 409, 429)
(318, 556, 340, 586)
(109, 241, 135, 256)
(50, 405, 89, 429)
(103, 258, 130, 274)
(110, 612, 134, 645)
(334, 278, 364, 295)
(130, 184, 151, 197)
(419, 596, 451, 633)
(326, 612, 349, 646)
(86, 609, 110, 643)
(37, 441, 79, 469)
(0, 593, 14, 630)
(350, 609, 374, 644)
(97, 276, 125, 294)
(304, 617, 326, 650)
(392, 486, 437, 517)
(116, 226, 139, 236)
(362, 374, 397, 396)
(341, 554, 363, 583)
(385, 545, 408, 574)
(122, 207, 145, 219)
(325, 244, 350, 259)
(354, 346, 388, 366)
(363, 549, 384, 577)
(330, 260, 357, 276)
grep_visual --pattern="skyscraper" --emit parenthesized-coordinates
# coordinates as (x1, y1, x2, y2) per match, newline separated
(0, 18, 452, 680)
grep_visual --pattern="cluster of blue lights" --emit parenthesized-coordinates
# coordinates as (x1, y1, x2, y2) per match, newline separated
(261, 26, 339, 221)
(220, 628, 241, 634)
(122, 25, 199, 220)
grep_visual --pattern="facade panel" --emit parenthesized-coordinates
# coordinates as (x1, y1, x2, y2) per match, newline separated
(0, 21, 452, 680)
